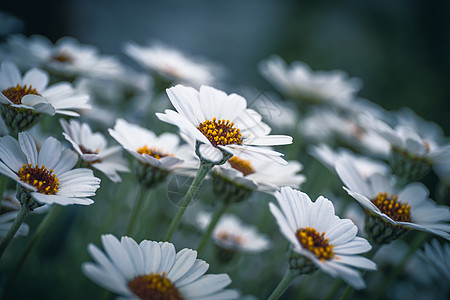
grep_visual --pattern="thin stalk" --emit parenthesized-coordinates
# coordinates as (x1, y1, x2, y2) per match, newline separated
(197, 203, 229, 255)
(0, 175, 7, 208)
(124, 186, 148, 236)
(6, 205, 61, 289)
(0, 204, 30, 258)
(267, 269, 298, 300)
(164, 161, 213, 241)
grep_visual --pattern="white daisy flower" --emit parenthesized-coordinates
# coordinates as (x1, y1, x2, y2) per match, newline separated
(124, 42, 219, 87)
(269, 186, 376, 289)
(0, 132, 101, 206)
(0, 61, 90, 117)
(308, 144, 389, 179)
(6, 34, 124, 79)
(156, 85, 293, 164)
(82, 234, 239, 300)
(196, 212, 271, 253)
(259, 55, 361, 105)
(360, 113, 450, 181)
(60, 119, 130, 183)
(213, 154, 305, 193)
(109, 118, 197, 172)
(336, 158, 450, 241)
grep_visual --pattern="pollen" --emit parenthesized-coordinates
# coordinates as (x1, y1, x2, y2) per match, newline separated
(128, 272, 182, 300)
(18, 164, 59, 195)
(371, 192, 412, 223)
(50, 51, 74, 64)
(137, 145, 173, 160)
(198, 118, 243, 147)
(2, 84, 40, 105)
(228, 156, 255, 176)
(296, 227, 334, 261)
(216, 231, 244, 246)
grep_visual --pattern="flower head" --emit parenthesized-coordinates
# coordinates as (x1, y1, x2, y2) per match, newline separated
(0, 132, 100, 206)
(259, 55, 361, 105)
(6, 35, 123, 79)
(213, 154, 305, 193)
(336, 158, 450, 242)
(0, 61, 90, 133)
(60, 119, 129, 183)
(197, 212, 270, 253)
(156, 85, 292, 164)
(82, 234, 238, 299)
(269, 186, 376, 289)
(124, 42, 219, 87)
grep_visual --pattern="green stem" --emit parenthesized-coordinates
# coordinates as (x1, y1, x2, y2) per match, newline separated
(370, 232, 428, 300)
(6, 205, 61, 289)
(0, 204, 30, 258)
(124, 186, 148, 236)
(0, 175, 7, 208)
(197, 203, 229, 255)
(267, 269, 297, 300)
(164, 161, 213, 241)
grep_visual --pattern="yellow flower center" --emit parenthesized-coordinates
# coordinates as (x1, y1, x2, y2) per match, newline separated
(228, 156, 255, 176)
(128, 273, 182, 300)
(198, 118, 242, 147)
(371, 192, 412, 223)
(2, 84, 40, 105)
(50, 51, 74, 64)
(296, 227, 334, 261)
(18, 164, 59, 195)
(137, 145, 173, 160)
(216, 231, 244, 246)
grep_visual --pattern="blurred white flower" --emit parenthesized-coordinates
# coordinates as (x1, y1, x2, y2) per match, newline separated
(0, 191, 29, 238)
(259, 55, 361, 105)
(82, 234, 239, 299)
(60, 119, 130, 183)
(309, 144, 389, 179)
(213, 154, 305, 192)
(197, 212, 271, 253)
(124, 42, 220, 87)
(6, 34, 124, 79)
(156, 85, 292, 164)
(269, 186, 376, 289)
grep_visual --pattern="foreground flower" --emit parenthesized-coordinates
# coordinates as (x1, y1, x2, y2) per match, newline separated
(156, 85, 293, 164)
(6, 34, 123, 79)
(259, 55, 361, 105)
(124, 42, 219, 88)
(0, 132, 100, 206)
(0, 61, 90, 133)
(336, 159, 450, 244)
(197, 212, 270, 253)
(269, 186, 376, 290)
(60, 119, 129, 183)
(82, 234, 238, 299)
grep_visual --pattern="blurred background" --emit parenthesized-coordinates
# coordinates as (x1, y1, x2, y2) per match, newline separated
(2, 0, 450, 132)
(1, 1, 450, 299)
